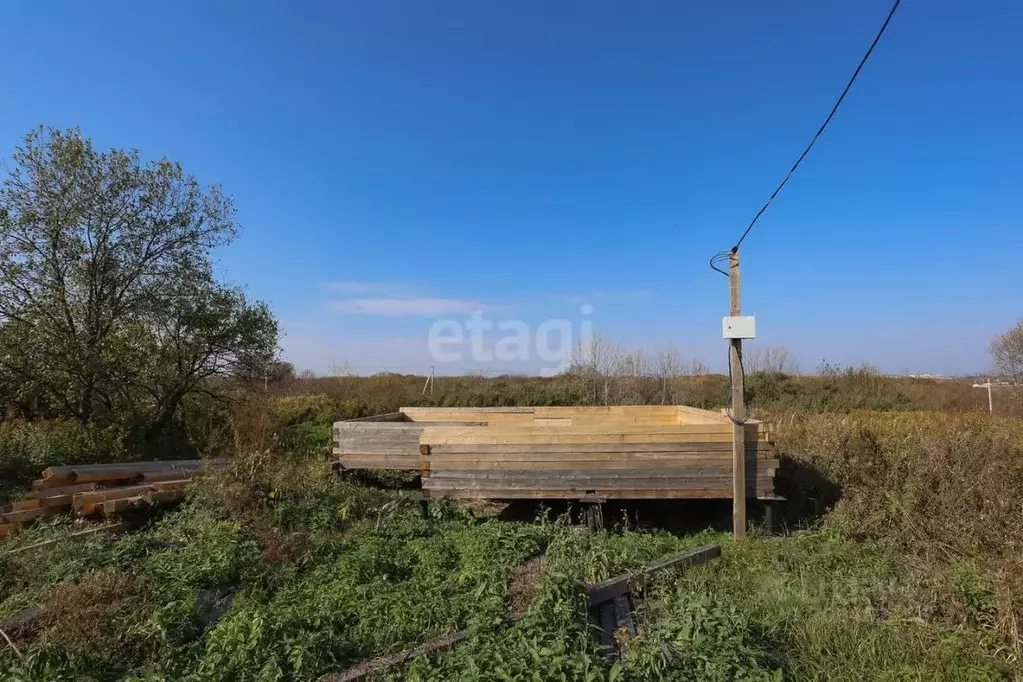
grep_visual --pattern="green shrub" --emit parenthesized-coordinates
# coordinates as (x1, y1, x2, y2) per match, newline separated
(626, 588, 780, 681)
(952, 562, 998, 627)
(0, 420, 123, 500)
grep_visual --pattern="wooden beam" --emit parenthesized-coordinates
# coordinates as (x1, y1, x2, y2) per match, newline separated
(317, 627, 477, 682)
(38, 460, 222, 488)
(1, 522, 126, 555)
(0, 505, 67, 524)
(72, 480, 189, 510)
(421, 489, 765, 500)
(343, 412, 408, 422)
(585, 544, 722, 604)
(0, 499, 41, 514)
(27, 483, 97, 499)
(426, 441, 773, 454)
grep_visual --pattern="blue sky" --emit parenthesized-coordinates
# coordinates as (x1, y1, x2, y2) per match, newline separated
(1, 1, 1020, 375)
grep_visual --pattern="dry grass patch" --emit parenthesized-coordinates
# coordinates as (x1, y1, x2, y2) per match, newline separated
(42, 568, 140, 651)
(771, 409, 1023, 654)
(507, 555, 545, 615)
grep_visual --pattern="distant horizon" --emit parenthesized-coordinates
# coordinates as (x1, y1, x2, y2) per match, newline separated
(283, 356, 1000, 381)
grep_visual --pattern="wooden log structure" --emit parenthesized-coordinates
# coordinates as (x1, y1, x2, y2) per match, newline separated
(332, 406, 777, 501)
(332, 410, 495, 470)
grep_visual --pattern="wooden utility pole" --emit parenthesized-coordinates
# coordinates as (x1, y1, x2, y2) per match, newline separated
(421, 366, 436, 398)
(972, 378, 993, 412)
(729, 250, 747, 538)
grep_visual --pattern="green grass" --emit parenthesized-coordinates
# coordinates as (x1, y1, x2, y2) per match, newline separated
(665, 532, 1010, 681)
(398, 530, 1013, 681)
(1, 478, 558, 680)
(1, 416, 1020, 681)
(0, 491, 1015, 680)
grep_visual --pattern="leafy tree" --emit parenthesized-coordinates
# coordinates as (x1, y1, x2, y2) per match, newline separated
(0, 126, 278, 431)
(990, 319, 1023, 384)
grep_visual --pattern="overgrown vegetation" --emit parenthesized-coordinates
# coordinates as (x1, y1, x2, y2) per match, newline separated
(270, 365, 1023, 418)
(3, 377, 1022, 678)
(2, 456, 1015, 680)
(773, 410, 1023, 652)
(2, 127, 1021, 679)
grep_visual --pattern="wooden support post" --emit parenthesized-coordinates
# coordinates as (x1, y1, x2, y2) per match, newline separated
(583, 502, 604, 532)
(729, 249, 747, 539)
(763, 500, 775, 535)
(597, 602, 617, 646)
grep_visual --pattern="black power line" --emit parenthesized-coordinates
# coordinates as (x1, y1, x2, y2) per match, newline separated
(711, 0, 902, 272)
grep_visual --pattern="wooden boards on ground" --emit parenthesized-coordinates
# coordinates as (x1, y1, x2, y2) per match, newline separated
(1, 461, 213, 540)
(38, 459, 217, 489)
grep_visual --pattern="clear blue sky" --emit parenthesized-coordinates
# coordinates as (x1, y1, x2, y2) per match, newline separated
(1, 1, 1020, 375)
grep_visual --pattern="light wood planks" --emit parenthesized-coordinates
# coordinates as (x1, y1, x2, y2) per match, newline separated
(426, 441, 774, 454)
(26, 482, 97, 499)
(1, 462, 209, 540)
(332, 405, 778, 502)
(425, 489, 751, 500)
(399, 407, 535, 427)
(421, 457, 778, 471)
(39, 460, 217, 488)
(398, 405, 727, 429)
(419, 425, 768, 446)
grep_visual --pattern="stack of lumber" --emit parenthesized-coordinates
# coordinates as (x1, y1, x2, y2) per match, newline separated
(333, 406, 778, 501)
(333, 411, 496, 470)
(0, 460, 216, 540)
(420, 421, 776, 500)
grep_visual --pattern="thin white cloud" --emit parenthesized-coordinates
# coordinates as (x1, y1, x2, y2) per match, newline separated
(326, 281, 412, 295)
(553, 290, 653, 304)
(323, 282, 644, 316)
(327, 297, 485, 317)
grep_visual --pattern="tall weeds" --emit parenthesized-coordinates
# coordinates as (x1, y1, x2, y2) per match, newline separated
(772, 410, 1023, 651)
